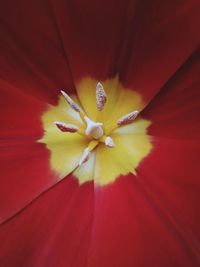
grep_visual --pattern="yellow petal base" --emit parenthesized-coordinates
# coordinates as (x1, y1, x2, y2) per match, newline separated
(39, 77, 153, 186)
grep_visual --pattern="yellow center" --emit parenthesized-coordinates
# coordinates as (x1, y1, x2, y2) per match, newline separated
(39, 77, 153, 186)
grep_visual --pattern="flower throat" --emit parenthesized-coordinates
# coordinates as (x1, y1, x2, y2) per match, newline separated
(54, 82, 139, 167)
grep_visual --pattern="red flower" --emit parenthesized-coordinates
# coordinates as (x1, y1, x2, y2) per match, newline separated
(0, 1, 200, 267)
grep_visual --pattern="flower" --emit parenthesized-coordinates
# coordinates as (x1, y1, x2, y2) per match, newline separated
(0, 1, 200, 267)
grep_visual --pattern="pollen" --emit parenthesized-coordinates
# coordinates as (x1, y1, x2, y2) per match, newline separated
(105, 136, 115, 148)
(54, 122, 78, 133)
(96, 82, 107, 111)
(61, 90, 81, 112)
(117, 111, 139, 126)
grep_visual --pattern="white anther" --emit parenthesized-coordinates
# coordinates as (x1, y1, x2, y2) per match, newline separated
(96, 82, 107, 111)
(61, 90, 80, 112)
(105, 136, 115, 148)
(117, 111, 139, 126)
(84, 116, 104, 139)
(78, 148, 90, 166)
(54, 122, 78, 133)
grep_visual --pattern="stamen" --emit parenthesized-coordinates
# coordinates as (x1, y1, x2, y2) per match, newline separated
(79, 148, 90, 166)
(105, 136, 115, 148)
(100, 136, 115, 148)
(79, 140, 98, 166)
(117, 111, 139, 126)
(61, 90, 87, 124)
(96, 82, 107, 111)
(61, 90, 81, 112)
(54, 122, 78, 133)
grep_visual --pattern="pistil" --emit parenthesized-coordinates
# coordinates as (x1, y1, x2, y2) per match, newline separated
(84, 116, 104, 139)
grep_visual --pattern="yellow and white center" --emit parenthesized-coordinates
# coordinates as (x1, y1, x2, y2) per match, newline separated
(39, 77, 153, 186)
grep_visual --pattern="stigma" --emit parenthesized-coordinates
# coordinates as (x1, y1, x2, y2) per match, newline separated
(84, 116, 103, 139)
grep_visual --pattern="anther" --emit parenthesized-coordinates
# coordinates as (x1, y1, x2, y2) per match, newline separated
(117, 111, 139, 126)
(100, 136, 115, 148)
(54, 122, 78, 133)
(79, 140, 98, 166)
(61, 90, 81, 112)
(105, 136, 115, 148)
(78, 148, 90, 166)
(96, 82, 107, 111)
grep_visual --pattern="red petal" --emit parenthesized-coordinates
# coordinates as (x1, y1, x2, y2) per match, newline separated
(137, 138, 200, 260)
(50, 0, 200, 103)
(88, 174, 200, 266)
(142, 48, 200, 139)
(0, 0, 76, 102)
(0, 174, 199, 267)
(122, 0, 200, 103)
(0, 177, 94, 267)
(0, 81, 58, 223)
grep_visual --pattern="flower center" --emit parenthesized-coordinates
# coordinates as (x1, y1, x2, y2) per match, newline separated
(55, 82, 140, 167)
(39, 77, 153, 185)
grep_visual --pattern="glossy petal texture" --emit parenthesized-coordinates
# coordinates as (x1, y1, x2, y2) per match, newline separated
(0, 0, 200, 267)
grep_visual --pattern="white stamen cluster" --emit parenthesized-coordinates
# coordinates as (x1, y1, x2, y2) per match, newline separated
(55, 83, 140, 166)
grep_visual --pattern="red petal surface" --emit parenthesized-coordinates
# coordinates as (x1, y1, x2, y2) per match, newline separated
(0, 0, 76, 103)
(122, 0, 200, 103)
(0, 81, 59, 223)
(0, 172, 199, 267)
(138, 138, 200, 245)
(142, 48, 200, 139)
(0, 177, 94, 267)
(50, 0, 200, 102)
(88, 171, 200, 267)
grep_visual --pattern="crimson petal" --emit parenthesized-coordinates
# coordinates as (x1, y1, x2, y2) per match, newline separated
(142, 48, 200, 139)
(0, 0, 76, 103)
(50, 0, 200, 103)
(0, 177, 94, 267)
(0, 81, 59, 223)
